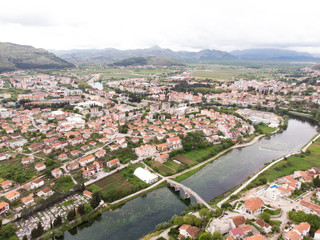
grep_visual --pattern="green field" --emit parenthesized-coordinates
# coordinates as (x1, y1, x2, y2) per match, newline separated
(257, 125, 276, 134)
(249, 138, 320, 186)
(182, 144, 224, 162)
(89, 172, 133, 194)
(163, 160, 180, 171)
(54, 176, 74, 192)
(174, 155, 194, 165)
(152, 162, 175, 175)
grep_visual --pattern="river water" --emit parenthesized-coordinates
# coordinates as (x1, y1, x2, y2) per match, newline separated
(63, 118, 318, 240)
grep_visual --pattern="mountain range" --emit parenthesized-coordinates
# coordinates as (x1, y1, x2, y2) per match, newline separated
(1, 42, 319, 73)
(53, 46, 320, 63)
(231, 48, 319, 61)
(52, 46, 237, 63)
(0, 42, 75, 73)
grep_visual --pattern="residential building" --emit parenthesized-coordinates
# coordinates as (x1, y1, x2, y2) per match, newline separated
(5, 190, 20, 201)
(243, 197, 264, 215)
(0, 202, 9, 215)
(107, 158, 120, 168)
(51, 168, 63, 178)
(178, 224, 199, 239)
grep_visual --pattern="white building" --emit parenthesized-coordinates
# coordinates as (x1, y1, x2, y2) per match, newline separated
(133, 167, 158, 184)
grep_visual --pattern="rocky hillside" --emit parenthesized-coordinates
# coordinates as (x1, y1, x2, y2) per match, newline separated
(0, 42, 75, 72)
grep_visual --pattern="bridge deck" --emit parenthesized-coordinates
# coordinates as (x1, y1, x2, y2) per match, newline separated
(166, 179, 213, 211)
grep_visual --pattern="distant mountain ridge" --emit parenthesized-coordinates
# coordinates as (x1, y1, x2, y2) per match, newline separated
(53, 46, 320, 63)
(0, 42, 75, 73)
(54, 46, 237, 63)
(111, 56, 185, 67)
(231, 48, 319, 61)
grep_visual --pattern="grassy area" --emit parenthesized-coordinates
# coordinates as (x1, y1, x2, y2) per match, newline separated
(0, 158, 35, 184)
(182, 144, 224, 162)
(264, 208, 281, 215)
(151, 162, 175, 175)
(248, 138, 320, 187)
(89, 172, 133, 194)
(54, 176, 74, 192)
(163, 161, 180, 171)
(174, 155, 194, 165)
(174, 167, 204, 182)
(256, 125, 275, 134)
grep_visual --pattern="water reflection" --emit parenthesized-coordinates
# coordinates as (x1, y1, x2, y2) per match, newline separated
(64, 118, 318, 240)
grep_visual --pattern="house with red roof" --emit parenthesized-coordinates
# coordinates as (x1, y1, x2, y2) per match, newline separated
(5, 190, 20, 201)
(67, 161, 80, 171)
(314, 229, 320, 240)
(243, 197, 264, 215)
(178, 224, 199, 239)
(78, 155, 95, 167)
(166, 136, 183, 150)
(284, 222, 310, 240)
(1, 180, 13, 189)
(228, 215, 245, 229)
(107, 158, 120, 168)
(21, 195, 34, 206)
(245, 234, 266, 240)
(0, 202, 9, 214)
(51, 168, 63, 178)
(229, 227, 244, 239)
(95, 149, 106, 158)
(35, 163, 46, 172)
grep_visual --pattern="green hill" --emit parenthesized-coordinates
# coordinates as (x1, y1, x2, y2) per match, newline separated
(111, 56, 185, 67)
(0, 42, 75, 72)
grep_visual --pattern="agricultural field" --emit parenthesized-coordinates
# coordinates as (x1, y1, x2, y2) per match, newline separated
(88, 172, 133, 194)
(151, 161, 175, 175)
(174, 155, 195, 165)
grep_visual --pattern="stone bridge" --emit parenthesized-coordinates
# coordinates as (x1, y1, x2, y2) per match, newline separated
(166, 179, 213, 211)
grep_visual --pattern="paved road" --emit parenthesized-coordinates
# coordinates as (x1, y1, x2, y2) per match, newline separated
(302, 133, 320, 152)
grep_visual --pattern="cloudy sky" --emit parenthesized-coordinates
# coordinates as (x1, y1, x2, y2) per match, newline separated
(1, 0, 320, 54)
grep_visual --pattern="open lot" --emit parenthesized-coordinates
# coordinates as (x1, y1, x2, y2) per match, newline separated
(89, 172, 133, 194)
(174, 155, 194, 165)
(151, 162, 175, 175)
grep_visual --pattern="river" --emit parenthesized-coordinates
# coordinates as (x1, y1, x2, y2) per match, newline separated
(62, 118, 318, 240)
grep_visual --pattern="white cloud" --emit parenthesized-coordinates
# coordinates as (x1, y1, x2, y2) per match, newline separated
(1, 0, 320, 54)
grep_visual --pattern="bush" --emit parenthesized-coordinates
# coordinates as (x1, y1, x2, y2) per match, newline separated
(84, 204, 93, 214)
(67, 209, 76, 221)
(78, 204, 85, 215)
(155, 221, 171, 231)
(53, 215, 62, 227)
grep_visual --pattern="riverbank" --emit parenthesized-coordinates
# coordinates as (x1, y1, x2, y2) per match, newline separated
(217, 131, 320, 207)
(171, 134, 265, 182)
(55, 118, 318, 240)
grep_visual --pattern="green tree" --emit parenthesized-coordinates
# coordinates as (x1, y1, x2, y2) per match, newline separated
(37, 222, 44, 236)
(260, 212, 271, 223)
(84, 203, 93, 214)
(313, 176, 320, 187)
(0, 223, 17, 239)
(173, 216, 184, 226)
(90, 192, 101, 209)
(212, 231, 223, 240)
(199, 232, 213, 240)
(199, 208, 210, 218)
(67, 208, 76, 221)
(78, 204, 85, 215)
(22, 235, 28, 240)
(31, 222, 43, 239)
(53, 215, 62, 227)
